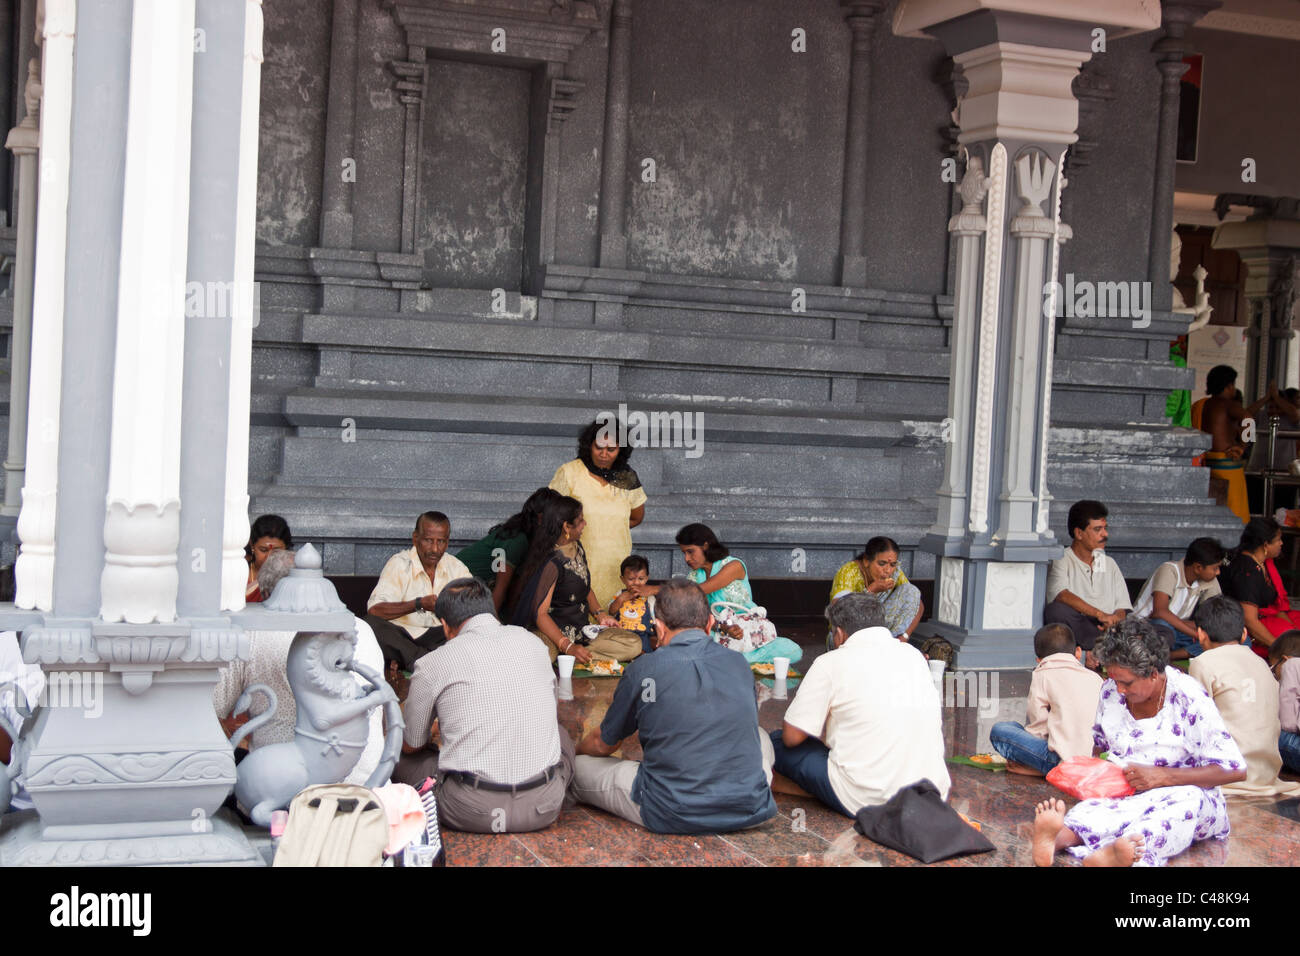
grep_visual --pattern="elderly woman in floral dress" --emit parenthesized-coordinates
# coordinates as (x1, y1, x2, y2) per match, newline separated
(1031, 618, 1246, 867)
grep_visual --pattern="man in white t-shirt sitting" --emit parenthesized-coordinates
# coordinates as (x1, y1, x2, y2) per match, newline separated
(768, 593, 949, 818)
(1132, 537, 1223, 660)
(1043, 499, 1132, 665)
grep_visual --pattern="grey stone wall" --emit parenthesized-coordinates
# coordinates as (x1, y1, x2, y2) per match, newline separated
(232, 0, 1243, 587)
(1176, 26, 1300, 198)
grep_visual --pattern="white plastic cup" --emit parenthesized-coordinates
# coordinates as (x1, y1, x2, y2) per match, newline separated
(928, 659, 946, 693)
(557, 655, 575, 678)
(773, 675, 788, 701)
(773, 656, 790, 681)
(556, 676, 573, 702)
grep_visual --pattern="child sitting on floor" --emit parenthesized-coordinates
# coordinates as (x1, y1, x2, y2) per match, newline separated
(1189, 596, 1300, 796)
(989, 623, 1102, 776)
(1270, 631, 1300, 774)
(607, 554, 656, 655)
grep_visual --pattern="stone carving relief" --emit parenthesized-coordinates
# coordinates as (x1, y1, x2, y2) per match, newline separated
(937, 557, 964, 625)
(25, 750, 235, 789)
(981, 562, 1034, 630)
(1272, 256, 1299, 332)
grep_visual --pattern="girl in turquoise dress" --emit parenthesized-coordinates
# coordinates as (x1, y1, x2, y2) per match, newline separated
(675, 523, 803, 665)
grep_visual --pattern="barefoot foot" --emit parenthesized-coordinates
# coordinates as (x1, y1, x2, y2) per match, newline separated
(1005, 760, 1045, 777)
(1032, 798, 1067, 867)
(1083, 833, 1146, 867)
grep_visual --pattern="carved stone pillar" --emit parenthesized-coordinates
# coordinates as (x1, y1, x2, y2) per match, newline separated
(1146, 1, 1220, 306)
(597, 0, 631, 269)
(14, 0, 75, 612)
(837, 1, 887, 287)
(3, 60, 41, 521)
(0, 0, 268, 867)
(221, 0, 265, 612)
(928, 157, 987, 541)
(898, 1, 1159, 666)
(99, 0, 198, 624)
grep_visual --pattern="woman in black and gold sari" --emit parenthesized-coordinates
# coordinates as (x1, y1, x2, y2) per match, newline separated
(509, 495, 642, 665)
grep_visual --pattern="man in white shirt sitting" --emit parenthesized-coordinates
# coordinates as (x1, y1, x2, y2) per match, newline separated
(366, 511, 473, 672)
(769, 593, 950, 818)
(1043, 499, 1132, 665)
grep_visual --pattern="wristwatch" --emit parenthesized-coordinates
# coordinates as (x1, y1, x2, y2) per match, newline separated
(413, 595, 423, 612)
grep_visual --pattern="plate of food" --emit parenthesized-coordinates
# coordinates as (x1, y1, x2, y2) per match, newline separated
(750, 662, 801, 679)
(947, 752, 1008, 771)
(572, 657, 624, 678)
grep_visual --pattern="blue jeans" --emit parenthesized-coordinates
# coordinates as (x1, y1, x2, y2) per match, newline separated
(1149, 618, 1204, 658)
(768, 729, 853, 817)
(1281, 731, 1300, 774)
(989, 721, 1060, 775)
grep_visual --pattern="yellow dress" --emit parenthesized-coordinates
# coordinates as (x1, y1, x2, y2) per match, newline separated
(550, 458, 647, 607)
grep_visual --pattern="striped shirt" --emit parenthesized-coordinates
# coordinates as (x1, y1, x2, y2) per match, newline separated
(402, 613, 561, 785)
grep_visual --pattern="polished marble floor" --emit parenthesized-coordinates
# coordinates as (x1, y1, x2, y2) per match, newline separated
(439, 635, 1300, 867)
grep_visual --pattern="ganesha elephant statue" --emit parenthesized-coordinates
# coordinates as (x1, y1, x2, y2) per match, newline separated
(230, 629, 404, 827)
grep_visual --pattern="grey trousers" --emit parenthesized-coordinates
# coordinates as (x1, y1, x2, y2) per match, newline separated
(572, 728, 775, 828)
(393, 727, 575, 834)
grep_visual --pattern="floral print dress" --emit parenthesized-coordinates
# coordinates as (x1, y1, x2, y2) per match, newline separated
(1062, 667, 1245, 867)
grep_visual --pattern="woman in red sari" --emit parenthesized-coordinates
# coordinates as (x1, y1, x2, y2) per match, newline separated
(1219, 516, 1294, 658)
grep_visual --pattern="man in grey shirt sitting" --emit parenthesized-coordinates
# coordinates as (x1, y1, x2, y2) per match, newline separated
(394, 577, 574, 833)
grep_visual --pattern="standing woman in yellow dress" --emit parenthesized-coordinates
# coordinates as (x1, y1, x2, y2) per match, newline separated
(549, 418, 646, 609)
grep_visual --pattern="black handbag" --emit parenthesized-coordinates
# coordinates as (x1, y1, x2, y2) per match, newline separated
(853, 779, 995, 863)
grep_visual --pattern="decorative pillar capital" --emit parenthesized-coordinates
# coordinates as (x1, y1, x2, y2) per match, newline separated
(947, 155, 988, 236)
(1009, 150, 1057, 239)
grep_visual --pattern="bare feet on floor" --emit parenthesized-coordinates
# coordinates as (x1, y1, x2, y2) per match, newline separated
(1083, 833, 1146, 867)
(1032, 798, 1067, 867)
(770, 772, 814, 799)
(1005, 760, 1045, 777)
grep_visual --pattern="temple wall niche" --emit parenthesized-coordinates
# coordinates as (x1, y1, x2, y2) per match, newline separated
(625, 0, 849, 285)
(255, 0, 331, 246)
(419, 59, 530, 290)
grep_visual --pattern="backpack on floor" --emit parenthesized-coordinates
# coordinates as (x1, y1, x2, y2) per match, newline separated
(273, 783, 389, 867)
(918, 636, 955, 670)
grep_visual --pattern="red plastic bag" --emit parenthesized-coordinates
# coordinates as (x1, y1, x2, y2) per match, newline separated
(1046, 756, 1136, 800)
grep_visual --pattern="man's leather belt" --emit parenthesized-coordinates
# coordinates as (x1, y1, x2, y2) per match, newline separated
(441, 762, 562, 793)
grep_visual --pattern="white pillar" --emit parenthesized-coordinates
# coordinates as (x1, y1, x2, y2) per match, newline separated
(14, 0, 75, 611)
(3, 58, 41, 517)
(220, 0, 264, 611)
(99, 0, 197, 624)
